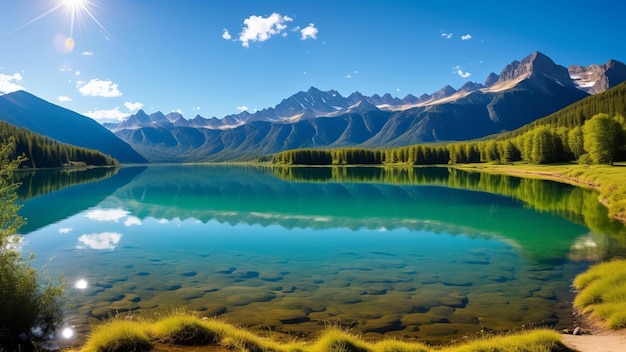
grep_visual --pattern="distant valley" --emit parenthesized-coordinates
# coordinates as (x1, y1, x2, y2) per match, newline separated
(1, 51, 625, 163)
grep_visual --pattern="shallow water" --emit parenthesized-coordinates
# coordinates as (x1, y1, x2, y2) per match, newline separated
(16, 165, 626, 344)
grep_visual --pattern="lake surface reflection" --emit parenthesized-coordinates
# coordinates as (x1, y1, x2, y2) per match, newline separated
(16, 165, 626, 344)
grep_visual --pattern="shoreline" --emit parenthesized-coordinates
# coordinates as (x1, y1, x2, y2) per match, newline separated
(454, 163, 626, 351)
(453, 162, 626, 224)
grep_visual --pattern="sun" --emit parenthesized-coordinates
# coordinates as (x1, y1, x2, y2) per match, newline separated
(63, 0, 88, 37)
(64, 0, 86, 12)
(60, 0, 114, 41)
(0, 0, 114, 43)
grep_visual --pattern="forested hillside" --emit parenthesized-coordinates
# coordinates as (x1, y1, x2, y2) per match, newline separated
(271, 82, 626, 166)
(0, 91, 146, 164)
(0, 121, 119, 168)
(501, 81, 626, 137)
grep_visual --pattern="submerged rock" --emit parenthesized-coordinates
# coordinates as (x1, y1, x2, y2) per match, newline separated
(362, 315, 405, 333)
(440, 292, 469, 308)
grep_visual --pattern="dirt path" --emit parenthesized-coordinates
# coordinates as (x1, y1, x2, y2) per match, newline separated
(562, 330, 626, 352)
(561, 314, 626, 352)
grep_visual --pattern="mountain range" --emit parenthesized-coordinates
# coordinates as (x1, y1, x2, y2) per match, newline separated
(1, 51, 625, 163)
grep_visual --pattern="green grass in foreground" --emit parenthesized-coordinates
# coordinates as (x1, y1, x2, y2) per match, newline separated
(72, 311, 566, 352)
(573, 258, 626, 329)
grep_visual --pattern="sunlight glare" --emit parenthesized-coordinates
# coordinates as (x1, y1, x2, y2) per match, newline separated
(64, 0, 86, 37)
(74, 278, 88, 289)
(61, 327, 74, 339)
(1, 0, 115, 44)
(64, 0, 86, 11)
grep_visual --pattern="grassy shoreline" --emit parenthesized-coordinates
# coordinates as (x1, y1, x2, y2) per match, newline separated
(572, 259, 626, 330)
(68, 311, 567, 352)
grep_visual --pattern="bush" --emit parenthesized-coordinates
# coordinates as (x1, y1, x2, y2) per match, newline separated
(151, 312, 221, 345)
(313, 328, 371, 352)
(0, 137, 65, 347)
(81, 320, 153, 352)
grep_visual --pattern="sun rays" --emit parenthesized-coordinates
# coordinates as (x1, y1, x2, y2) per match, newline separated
(0, 0, 114, 50)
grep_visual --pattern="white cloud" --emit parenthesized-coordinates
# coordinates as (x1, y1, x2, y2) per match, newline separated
(239, 12, 293, 48)
(345, 74, 352, 79)
(78, 78, 122, 97)
(301, 23, 318, 40)
(0, 73, 25, 93)
(86, 208, 130, 222)
(193, 106, 200, 111)
(75, 70, 80, 76)
(173, 108, 183, 114)
(77, 232, 122, 250)
(124, 101, 143, 112)
(456, 69, 471, 78)
(59, 228, 73, 234)
(82, 51, 94, 56)
(222, 29, 232, 40)
(461, 34, 472, 40)
(441, 31, 453, 39)
(57, 95, 72, 102)
(236, 105, 248, 112)
(84, 107, 128, 122)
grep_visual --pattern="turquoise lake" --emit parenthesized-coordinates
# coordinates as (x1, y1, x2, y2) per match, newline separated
(16, 165, 626, 344)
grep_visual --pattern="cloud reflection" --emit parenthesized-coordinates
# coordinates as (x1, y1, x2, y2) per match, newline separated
(124, 216, 142, 227)
(77, 232, 122, 250)
(85, 208, 130, 222)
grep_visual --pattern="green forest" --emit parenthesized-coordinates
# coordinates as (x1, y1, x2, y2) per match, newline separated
(271, 82, 626, 167)
(0, 121, 118, 168)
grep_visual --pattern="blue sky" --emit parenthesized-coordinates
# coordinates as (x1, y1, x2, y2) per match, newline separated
(1, 0, 625, 123)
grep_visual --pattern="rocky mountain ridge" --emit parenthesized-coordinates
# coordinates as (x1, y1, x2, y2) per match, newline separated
(107, 52, 625, 133)
(103, 51, 622, 162)
(569, 59, 626, 94)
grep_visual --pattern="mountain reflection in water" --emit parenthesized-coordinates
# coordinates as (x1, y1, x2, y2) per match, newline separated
(16, 165, 626, 344)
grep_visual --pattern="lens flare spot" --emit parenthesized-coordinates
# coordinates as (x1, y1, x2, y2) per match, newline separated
(75, 278, 88, 289)
(65, 37, 76, 51)
(53, 33, 75, 54)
